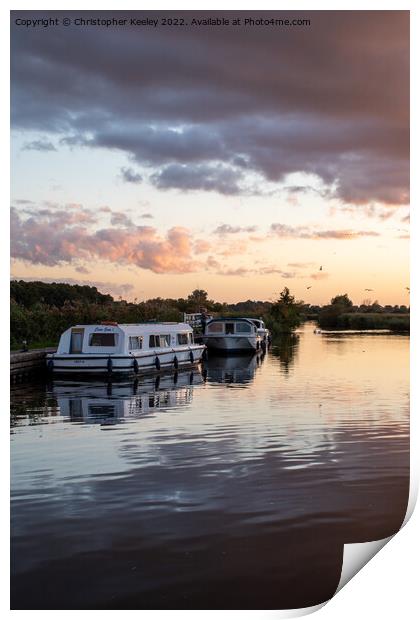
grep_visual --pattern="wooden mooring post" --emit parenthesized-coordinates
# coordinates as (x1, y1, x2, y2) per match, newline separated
(10, 348, 56, 382)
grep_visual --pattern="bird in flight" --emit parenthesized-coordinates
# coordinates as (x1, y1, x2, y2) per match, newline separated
(319, 265, 323, 271)
(364, 288, 373, 291)
(405, 287, 410, 291)
(306, 286, 312, 289)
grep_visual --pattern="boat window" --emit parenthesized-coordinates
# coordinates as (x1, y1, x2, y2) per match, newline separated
(129, 336, 143, 350)
(89, 333, 117, 347)
(235, 322, 252, 333)
(149, 335, 171, 348)
(225, 323, 235, 335)
(236, 323, 251, 334)
(177, 333, 189, 345)
(160, 335, 171, 347)
(207, 322, 224, 333)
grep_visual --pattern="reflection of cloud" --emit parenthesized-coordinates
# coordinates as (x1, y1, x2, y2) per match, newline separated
(270, 223, 380, 239)
(11, 12, 408, 205)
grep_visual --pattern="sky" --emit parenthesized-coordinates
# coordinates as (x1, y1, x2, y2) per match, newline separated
(10, 10, 409, 305)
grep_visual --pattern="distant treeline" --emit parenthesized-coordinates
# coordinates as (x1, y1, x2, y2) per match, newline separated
(317, 294, 409, 332)
(10, 281, 409, 349)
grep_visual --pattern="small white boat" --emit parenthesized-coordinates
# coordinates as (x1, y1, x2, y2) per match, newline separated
(47, 322, 206, 375)
(202, 318, 263, 352)
(249, 318, 271, 344)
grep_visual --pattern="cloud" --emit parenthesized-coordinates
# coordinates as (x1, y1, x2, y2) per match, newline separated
(120, 166, 142, 184)
(194, 239, 211, 254)
(110, 212, 134, 227)
(213, 224, 258, 235)
(309, 272, 329, 280)
(11, 11, 408, 205)
(288, 261, 315, 268)
(332, 204, 397, 221)
(22, 138, 56, 152)
(11, 206, 198, 274)
(13, 199, 35, 205)
(270, 223, 380, 239)
(150, 163, 243, 195)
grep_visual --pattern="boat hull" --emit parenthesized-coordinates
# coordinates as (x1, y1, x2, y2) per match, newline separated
(202, 335, 261, 352)
(47, 345, 206, 375)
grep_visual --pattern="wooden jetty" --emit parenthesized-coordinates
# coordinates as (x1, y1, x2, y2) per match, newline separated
(10, 348, 56, 381)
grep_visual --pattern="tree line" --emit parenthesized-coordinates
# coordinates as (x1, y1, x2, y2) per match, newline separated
(10, 280, 409, 349)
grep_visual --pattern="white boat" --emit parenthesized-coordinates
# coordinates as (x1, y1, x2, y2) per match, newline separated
(47, 322, 206, 375)
(202, 318, 263, 352)
(249, 318, 271, 344)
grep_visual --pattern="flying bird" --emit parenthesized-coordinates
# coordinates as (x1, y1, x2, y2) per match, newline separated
(364, 288, 373, 291)
(405, 287, 410, 291)
(319, 266, 323, 271)
(306, 286, 312, 289)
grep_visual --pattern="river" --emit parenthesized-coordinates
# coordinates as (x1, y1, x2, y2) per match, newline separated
(10, 322, 409, 609)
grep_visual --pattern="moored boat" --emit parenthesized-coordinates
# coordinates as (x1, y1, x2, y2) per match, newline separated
(47, 322, 206, 375)
(202, 317, 263, 352)
(249, 318, 271, 345)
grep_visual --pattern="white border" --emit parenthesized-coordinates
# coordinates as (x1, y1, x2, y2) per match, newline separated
(2, 1, 418, 618)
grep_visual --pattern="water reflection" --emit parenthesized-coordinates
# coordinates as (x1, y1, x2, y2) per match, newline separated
(270, 333, 299, 373)
(11, 370, 203, 428)
(203, 351, 264, 385)
(10, 323, 409, 609)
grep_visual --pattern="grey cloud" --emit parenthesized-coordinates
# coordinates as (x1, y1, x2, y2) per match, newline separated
(120, 167, 142, 184)
(214, 224, 258, 235)
(22, 138, 56, 152)
(110, 212, 134, 227)
(11, 11, 408, 204)
(270, 223, 380, 239)
(150, 163, 243, 195)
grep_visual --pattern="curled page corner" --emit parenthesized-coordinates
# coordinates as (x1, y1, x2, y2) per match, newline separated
(335, 536, 393, 595)
(334, 476, 417, 599)
(272, 601, 328, 618)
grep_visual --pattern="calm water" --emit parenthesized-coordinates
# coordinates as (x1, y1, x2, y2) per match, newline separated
(10, 323, 409, 609)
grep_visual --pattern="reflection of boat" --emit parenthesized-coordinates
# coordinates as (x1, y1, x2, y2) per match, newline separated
(52, 371, 203, 424)
(203, 352, 263, 384)
(203, 318, 263, 352)
(47, 322, 205, 375)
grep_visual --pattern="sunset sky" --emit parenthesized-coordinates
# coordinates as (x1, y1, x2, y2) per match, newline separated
(10, 10, 409, 305)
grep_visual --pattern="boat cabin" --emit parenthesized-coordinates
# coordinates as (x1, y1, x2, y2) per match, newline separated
(56, 322, 195, 355)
